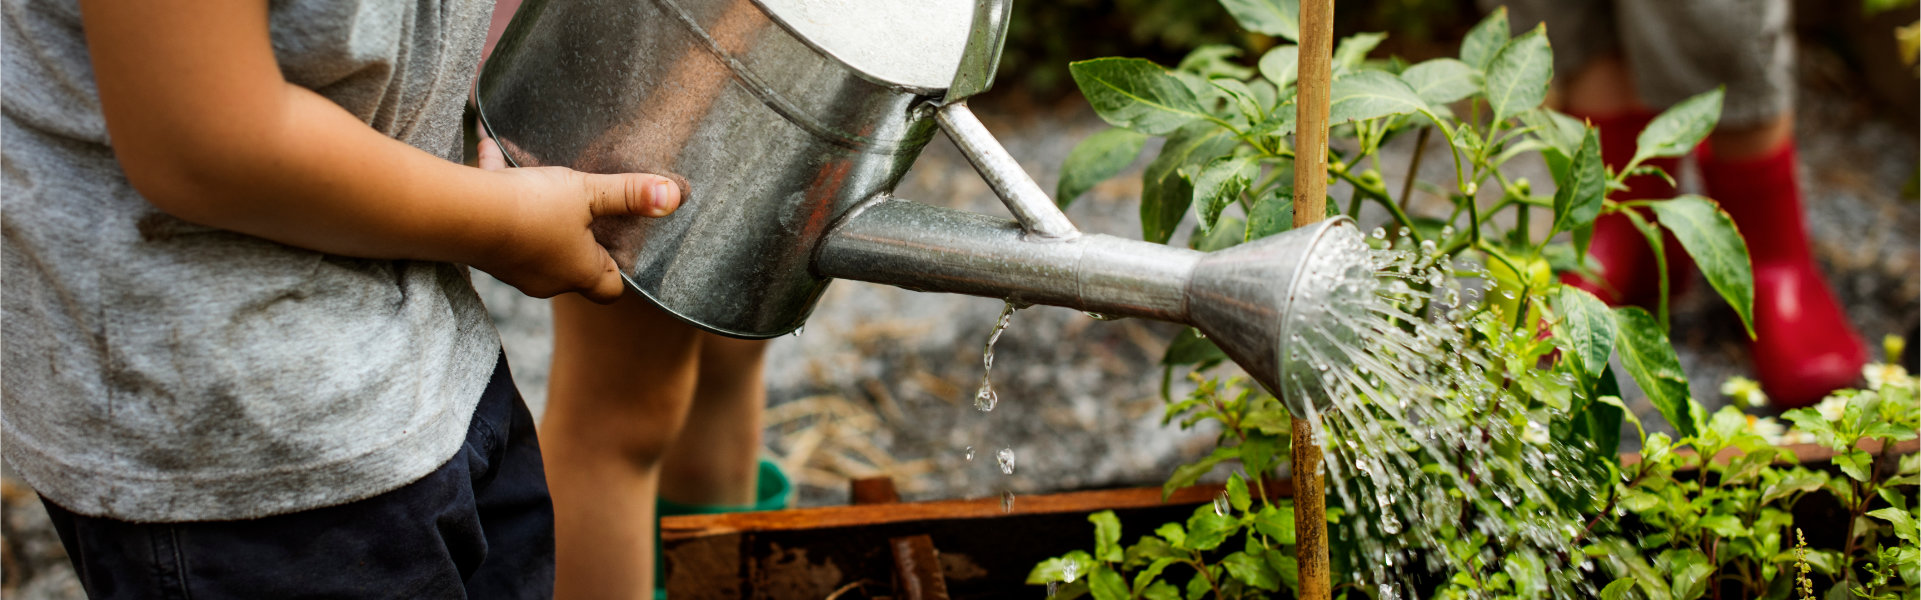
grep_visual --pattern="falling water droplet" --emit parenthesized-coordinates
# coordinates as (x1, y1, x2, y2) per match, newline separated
(974, 302, 1018, 413)
(997, 448, 1016, 475)
(1000, 490, 1015, 513)
(1371, 227, 1387, 239)
(974, 383, 997, 412)
(1046, 582, 1059, 596)
(1061, 560, 1080, 583)
(1083, 312, 1118, 321)
(790, 325, 804, 337)
(963, 446, 975, 461)
(1213, 492, 1230, 516)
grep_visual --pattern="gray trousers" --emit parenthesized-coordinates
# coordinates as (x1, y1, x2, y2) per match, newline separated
(1487, 0, 1794, 127)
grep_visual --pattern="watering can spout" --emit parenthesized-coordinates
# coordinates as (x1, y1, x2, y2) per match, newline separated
(813, 199, 1359, 417)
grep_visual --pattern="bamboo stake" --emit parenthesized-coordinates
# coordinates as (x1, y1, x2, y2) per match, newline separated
(1291, 0, 1336, 597)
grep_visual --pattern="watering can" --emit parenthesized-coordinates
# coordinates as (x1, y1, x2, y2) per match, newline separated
(475, 0, 1360, 416)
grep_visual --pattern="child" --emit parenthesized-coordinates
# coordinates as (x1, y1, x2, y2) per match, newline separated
(1492, 0, 1868, 408)
(1, 0, 679, 596)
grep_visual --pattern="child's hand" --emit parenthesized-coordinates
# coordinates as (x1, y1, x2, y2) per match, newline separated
(474, 137, 681, 304)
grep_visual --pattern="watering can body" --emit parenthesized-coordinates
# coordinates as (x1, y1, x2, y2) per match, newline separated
(477, 0, 1364, 418)
(478, 0, 964, 337)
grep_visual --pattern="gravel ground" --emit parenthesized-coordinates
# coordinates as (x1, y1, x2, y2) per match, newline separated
(4, 44, 1914, 597)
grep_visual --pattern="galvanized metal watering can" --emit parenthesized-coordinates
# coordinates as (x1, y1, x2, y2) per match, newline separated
(476, 0, 1360, 415)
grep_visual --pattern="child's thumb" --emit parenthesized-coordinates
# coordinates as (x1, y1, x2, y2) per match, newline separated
(585, 173, 680, 218)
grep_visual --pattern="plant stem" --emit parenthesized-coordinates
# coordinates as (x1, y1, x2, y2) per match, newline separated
(1400, 127, 1431, 211)
(1332, 166, 1421, 240)
(1190, 557, 1226, 599)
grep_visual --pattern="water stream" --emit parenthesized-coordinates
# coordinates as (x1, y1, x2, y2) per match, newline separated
(1283, 226, 1606, 598)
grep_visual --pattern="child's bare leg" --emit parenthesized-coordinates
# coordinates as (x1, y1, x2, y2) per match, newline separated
(658, 335, 770, 507)
(1560, 53, 1644, 115)
(1706, 113, 1794, 160)
(543, 293, 704, 600)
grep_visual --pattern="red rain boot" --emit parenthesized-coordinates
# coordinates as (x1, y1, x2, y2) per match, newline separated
(1560, 110, 1695, 306)
(1697, 140, 1867, 409)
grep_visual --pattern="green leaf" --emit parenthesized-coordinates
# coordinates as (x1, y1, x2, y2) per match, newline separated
(1663, 549, 1713, 600)
(1460, 7, 1510, 72)
(1070, 58, 1214, 136)
(1058, 128, 1149, 208)
(1647, 195, 1756, 337)
(1483, 25, 1553, 122)
(1090, 511, 1124, 563)
(1192, 155, 1260, 233)
(1164, 445, 1240, 499)
(1163, 327, 1227, 366)
(1557, 286, 1617, 384)
(1029, 550, 1097, 584)
(1218, 0, 1300, 40)
(1143, 581, 1181, 600)
(1226, 473, 1252, 512)
(1552, 129, 1606, 237)
(1614, 307, 1700, 438)
(1400, 58, 1480, 105)
(1257, 45, 1300, 90)
(1178, 44, 1255, 81)
(1632, 88, 1724, 165)
(1328, 70, 1431, 125)
(1522, 108, 1587, 158)
(1869, 507, 1920, 543)
(1239, 431, 1283, 474)
(1133, 557, 1179, 592)
(1185, 503, 1241, 550)
(1088, 566, 1129, 600)
(1221, 551, 1283, 591)
(1600, 577, 1637, 600)
(1581, 368, 1627, 457)
(1264, 548, 1300, 595)
(1141, 122, 1238, 243)
(1155, 523, 1187, 549)
(1332, 32, 1387, 73)
(1760, 470, 1829, 505)
(1699, 514, 1747, 537)
(1246, 186, 1294, 240)
(1836, 449, 1874, 482)
(1192, 216, 1246, 252)
(1254, 503, 1297, 544)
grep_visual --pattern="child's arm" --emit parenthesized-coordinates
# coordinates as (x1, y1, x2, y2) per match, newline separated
(78, 0, 675, 303)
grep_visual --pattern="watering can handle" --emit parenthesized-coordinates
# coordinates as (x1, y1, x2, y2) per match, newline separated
(935, 103, 1080, 241)
(931, 0, 1077, 240)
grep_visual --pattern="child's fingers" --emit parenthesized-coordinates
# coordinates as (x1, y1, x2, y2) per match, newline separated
(477, 133, 508, 171)
(584, 173, 680, 218)
(580, 251, 628, 304)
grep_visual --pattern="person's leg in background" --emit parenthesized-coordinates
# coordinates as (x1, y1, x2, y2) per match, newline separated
(651, 336, 790, 596)
(659, 336, 770, 509)
(1503, 0, 1693, 306)
(543, 294, 704, 600)
(1620, 0, 1867, 407)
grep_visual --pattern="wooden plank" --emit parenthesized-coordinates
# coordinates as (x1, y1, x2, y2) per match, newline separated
(662, 480, 1290, 541)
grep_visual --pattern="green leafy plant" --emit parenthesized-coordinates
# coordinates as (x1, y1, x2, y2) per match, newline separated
(1029, 1, 1918, 598)
(1589, 351, 1918, 600)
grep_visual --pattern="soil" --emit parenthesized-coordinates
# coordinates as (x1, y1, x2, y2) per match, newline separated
(3, 41, 1914, 598)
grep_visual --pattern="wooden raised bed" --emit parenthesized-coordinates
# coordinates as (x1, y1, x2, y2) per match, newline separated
(662, 439, 1916, 599)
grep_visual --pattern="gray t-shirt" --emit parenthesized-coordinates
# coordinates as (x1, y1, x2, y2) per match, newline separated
(2, 0, 502, 522)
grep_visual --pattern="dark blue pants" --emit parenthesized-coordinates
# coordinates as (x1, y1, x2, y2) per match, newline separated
(42, 354, 555, 599)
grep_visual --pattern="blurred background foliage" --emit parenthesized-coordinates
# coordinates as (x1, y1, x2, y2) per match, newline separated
(996, 0, 1919, 132)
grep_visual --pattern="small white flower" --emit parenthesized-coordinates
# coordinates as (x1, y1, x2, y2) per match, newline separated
(1778, 429, 1819, 445)
(1863, 363, 1909, 391)
(1720, 376, 1768, 408)
(1815, 395, 1849, 422)
(1746, 415, 1787, 445)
